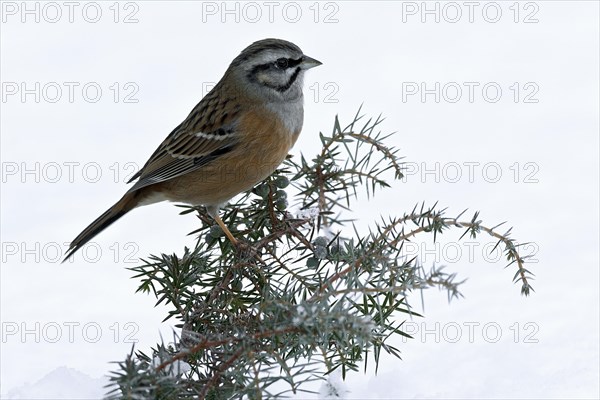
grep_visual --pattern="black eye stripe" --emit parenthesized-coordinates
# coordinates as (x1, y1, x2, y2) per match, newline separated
(278, 58, 302, 69)
(249, 57, 303, 75)
(286, 58, 302, 68)
(246, 57, 303, 90)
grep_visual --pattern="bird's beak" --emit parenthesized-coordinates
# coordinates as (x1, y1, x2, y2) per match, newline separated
(300, 55, 322, 69)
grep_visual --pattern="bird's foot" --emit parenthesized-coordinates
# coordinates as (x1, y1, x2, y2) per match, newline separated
(232, 239, 262, 262)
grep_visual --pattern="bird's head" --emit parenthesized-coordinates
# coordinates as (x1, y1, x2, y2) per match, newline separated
(229, 38, 322, 101)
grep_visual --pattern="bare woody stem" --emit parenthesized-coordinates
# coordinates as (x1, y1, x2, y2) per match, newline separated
(155, 327, 301, 373)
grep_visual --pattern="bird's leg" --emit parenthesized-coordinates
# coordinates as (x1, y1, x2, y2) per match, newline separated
(211, 211, 263, 263)
(212, 213, 238, 245)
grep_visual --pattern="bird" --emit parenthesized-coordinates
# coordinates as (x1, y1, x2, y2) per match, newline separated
(63, 38, 321, 261)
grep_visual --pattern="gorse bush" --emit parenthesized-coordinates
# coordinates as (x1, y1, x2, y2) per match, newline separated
(107, 109, 534, 399)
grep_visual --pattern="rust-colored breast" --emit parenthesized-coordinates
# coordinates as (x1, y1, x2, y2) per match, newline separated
(156, 107, 296, 207)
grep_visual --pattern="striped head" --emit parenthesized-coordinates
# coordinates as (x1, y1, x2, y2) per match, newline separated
(228, 38, 322, 102)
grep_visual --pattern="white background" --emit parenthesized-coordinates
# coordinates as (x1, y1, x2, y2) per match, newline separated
(1, 1, 598, 398)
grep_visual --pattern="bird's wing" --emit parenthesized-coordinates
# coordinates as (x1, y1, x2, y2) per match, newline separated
(127, 88, 242, 193)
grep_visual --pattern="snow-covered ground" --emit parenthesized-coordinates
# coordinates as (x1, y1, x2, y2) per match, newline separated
(1, 1, 598, 398)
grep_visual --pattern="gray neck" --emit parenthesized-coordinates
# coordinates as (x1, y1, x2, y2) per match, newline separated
(266, 93, 304, 135)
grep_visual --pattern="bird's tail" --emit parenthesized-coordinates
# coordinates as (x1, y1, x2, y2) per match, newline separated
(63, 192, 140, 262)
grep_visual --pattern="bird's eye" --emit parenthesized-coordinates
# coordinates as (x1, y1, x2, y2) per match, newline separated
(275, 58, 289, 69)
